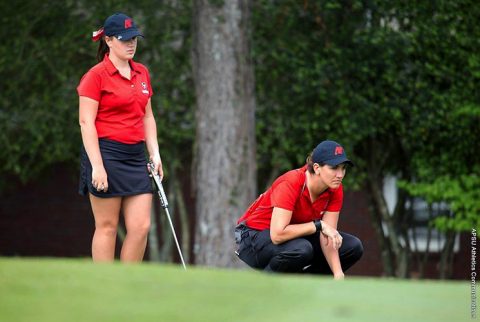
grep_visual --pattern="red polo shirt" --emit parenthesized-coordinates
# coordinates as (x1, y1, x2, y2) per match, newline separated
(237, 165, 343, 230)
(77, 54, 153, 144)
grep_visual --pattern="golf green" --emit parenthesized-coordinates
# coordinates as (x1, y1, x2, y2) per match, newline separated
(0, 258, 470, 322)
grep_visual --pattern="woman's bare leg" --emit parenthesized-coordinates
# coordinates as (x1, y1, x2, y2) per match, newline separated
(89, 194, 122, 262)
(120, 193, 152, 262)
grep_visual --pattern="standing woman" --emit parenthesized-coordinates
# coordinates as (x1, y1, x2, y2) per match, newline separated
(77, 13, 163, 262)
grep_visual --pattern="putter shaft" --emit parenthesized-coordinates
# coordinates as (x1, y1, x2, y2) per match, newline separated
(149, 163, 187, 270)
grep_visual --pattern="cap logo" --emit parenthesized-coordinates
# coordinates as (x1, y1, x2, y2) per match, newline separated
(125, 19, 132, 29)
(334, 146, 344, 155)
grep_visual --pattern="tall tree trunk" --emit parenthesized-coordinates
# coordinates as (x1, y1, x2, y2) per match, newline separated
(159, 175, 176, 262)
(148, 199, 161, 262)
(192, 0, 257, 267)
(367, 186, 395, 276)
(418, 204, 433, 278)
(439, 230, 456, 279)
(175, 178, 191, 264)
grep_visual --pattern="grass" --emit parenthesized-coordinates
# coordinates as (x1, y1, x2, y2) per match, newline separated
(0, 257, 470, 322)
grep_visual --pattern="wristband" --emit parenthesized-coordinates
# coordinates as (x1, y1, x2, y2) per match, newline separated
(313, 219, 322, 233)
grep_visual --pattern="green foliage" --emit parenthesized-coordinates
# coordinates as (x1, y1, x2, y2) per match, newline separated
(132, 0, 195, 170)
(252, 0, 479, 231)
(207, 0, 225, 8)
(399, 174, 480, 232)
(0, 1, 88, 186)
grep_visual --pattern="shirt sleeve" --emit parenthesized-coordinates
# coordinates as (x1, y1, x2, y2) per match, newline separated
(145, 67, 154, 98)
(326, 184, 344, 212)
(270, 180, 300, 211)
(77, 70, 101, 101)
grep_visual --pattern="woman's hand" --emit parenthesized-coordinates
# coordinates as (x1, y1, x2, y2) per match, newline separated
(92, 165, 108, 192)
(149, 154, 164, 180)
(333, 272, 345, 280)
(320, 220, 343, 250)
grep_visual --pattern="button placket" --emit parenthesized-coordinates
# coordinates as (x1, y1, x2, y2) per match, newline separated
(130, 73, 137, 90)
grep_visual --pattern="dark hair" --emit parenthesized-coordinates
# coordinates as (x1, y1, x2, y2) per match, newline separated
(306, 151, 315, 173)
(96, 38, 109, 62)
(306, 151, 325, 173)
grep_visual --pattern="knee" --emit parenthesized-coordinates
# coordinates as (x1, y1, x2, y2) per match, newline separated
(269, 241, 314, 272)
(283, 240, 314, 262)
(283, 242, 314, 264)
(127, 218, 151, 237)
(350, 236, 364, 261)
(95, 221, 118, 237)
(296, 243, 315, 262)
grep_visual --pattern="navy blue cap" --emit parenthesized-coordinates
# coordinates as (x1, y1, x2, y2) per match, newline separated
(104, 13, 143, 40)
(312, 140, 354, 167)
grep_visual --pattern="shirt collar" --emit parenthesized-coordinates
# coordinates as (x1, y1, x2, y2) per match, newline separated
(103, 54, 142, 76)
(300, 165, 334, 202)
(129, 59, 142, 75)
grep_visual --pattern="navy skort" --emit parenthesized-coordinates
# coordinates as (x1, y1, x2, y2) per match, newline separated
(79, 139, 153, 198)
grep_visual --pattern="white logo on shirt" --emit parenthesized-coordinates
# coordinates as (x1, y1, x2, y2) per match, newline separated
(141, 82, 149, 94)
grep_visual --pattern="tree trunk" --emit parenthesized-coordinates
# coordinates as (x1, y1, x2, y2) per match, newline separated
(159, 177, 175, 262)
(439, 230, 456, 279)
(148, 199, 161, 262)
(367, 174, 401, 276)
(367, 186, 395, 276)
(175, 177, 191, 264)
(192, 0, 257, 267)
(418, 204, 433, 278)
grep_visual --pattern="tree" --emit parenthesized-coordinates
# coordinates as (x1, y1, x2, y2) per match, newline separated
(192, 0, 257, 267)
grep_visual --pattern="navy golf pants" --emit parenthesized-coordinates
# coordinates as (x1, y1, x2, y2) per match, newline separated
(235, 226, 363, 273)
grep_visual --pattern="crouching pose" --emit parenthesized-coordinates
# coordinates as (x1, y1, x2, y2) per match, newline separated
(235, 140, 363, 279)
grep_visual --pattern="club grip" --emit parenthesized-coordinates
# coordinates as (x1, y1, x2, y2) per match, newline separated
(157, 181, 169, 208)
(148, 162, 169, 208)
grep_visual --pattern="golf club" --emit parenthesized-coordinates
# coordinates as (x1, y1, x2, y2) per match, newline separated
(148, 162, 187, 270)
